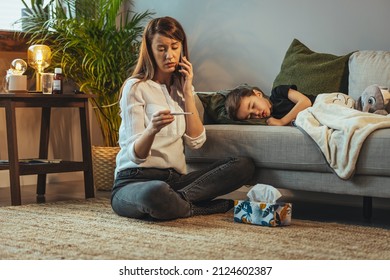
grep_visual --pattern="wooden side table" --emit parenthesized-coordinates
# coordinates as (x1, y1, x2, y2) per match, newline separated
(0, 92, 95, 205)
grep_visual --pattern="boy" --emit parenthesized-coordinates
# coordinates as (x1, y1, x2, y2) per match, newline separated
(225, 85, 314, 126)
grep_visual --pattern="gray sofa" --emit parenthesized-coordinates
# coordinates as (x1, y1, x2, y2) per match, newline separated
(185, 48, 390, 220)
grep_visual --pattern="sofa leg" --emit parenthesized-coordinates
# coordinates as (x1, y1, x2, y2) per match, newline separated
(363, 196, 372, 222)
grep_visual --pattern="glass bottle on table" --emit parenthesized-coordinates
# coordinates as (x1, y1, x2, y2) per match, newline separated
(52, 67, 63, 94)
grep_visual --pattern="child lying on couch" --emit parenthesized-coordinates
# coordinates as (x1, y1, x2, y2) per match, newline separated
(225, 85, 315, 126)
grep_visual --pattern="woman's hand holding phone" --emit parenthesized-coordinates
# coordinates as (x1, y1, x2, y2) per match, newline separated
(178, 56, 192, 80)
(178, 56, 194, 97)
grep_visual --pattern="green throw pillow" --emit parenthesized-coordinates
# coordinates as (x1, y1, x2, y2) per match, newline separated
(273, 39, 355, 96)
(197, 84, 267, 125)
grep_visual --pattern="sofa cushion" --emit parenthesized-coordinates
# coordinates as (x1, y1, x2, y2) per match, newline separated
(273, 39, 354, 97)
(186, 124, 390, 176)
(348, 50, 390, 100)
(186, 125, 330, 172)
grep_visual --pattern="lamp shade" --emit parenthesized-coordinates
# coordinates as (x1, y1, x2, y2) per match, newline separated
(27, 44, 51, 91)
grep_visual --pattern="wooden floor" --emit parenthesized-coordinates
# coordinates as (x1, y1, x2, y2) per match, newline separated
(0, 180, 111, 206)
(0, 180, 389, 228)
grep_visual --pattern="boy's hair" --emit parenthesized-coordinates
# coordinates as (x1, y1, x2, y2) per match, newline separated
(225, 86, 267, 120)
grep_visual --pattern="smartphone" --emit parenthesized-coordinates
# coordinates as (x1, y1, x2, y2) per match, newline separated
(178, 49, 184, 72)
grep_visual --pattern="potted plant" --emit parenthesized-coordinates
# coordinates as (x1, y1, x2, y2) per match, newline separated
(18, 0, 152, 190)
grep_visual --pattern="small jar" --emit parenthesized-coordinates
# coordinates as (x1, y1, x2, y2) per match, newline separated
(52, 67, 63, 94)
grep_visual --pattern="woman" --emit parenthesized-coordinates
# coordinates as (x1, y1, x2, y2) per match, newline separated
(111, 16, 255, 220)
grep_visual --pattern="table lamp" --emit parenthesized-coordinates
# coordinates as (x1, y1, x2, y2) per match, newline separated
(27, 45, 51, 92)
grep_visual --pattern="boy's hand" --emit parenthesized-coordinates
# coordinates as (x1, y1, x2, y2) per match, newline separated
(266, 117, 285, 126)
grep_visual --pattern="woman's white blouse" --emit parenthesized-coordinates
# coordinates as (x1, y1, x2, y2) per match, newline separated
(115, 78, 206, 176)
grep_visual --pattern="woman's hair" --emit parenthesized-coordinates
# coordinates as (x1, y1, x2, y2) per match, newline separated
(225, 86, 267, 120)
(131, 16, 189, 81)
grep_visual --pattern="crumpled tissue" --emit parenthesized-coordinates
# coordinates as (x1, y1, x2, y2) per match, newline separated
(234, 183, 292, 227)
(247, 184, 282, 203)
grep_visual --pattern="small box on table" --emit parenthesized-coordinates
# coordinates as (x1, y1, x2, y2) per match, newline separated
(233, 200, 292, 227)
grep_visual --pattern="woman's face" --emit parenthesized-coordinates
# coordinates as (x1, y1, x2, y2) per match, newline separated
(151, 34, 182, 75)
(236, 90, 272, 120)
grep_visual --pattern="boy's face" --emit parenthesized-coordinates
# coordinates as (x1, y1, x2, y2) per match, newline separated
(236, 90, 272, 120)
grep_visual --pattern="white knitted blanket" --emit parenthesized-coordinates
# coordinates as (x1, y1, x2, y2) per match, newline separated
(295, 93, 390, 179)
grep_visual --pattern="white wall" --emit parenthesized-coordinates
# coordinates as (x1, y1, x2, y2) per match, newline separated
(133, 0, 390, 93)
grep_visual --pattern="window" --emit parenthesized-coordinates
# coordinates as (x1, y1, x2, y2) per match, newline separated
(0, 0, 56, 31)
(0, 1, 25, 31)
(0, 1, 53, 52)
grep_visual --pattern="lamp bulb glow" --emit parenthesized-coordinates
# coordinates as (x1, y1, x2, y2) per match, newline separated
(27, 44, 51, 71)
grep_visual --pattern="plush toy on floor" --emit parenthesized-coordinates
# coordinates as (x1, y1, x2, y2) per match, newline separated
(355, 84, 390, 115)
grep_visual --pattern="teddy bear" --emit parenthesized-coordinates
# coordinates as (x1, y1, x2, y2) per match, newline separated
(354, 84, 390, 115)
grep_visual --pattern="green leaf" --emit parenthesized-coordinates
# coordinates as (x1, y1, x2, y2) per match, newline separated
(18, 0, 153, 146)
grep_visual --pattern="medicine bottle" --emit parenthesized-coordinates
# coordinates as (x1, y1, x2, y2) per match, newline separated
(52, 67, 63, 94)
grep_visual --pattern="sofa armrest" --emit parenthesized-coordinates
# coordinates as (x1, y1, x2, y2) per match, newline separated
(195, 91, 216, 124)
(194, 93, 205, 123)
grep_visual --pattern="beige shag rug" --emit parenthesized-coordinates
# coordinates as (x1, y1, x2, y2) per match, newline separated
(0, 197, 389, 260)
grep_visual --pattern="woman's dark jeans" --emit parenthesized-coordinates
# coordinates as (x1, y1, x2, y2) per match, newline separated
(111, 157, 255, 220)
